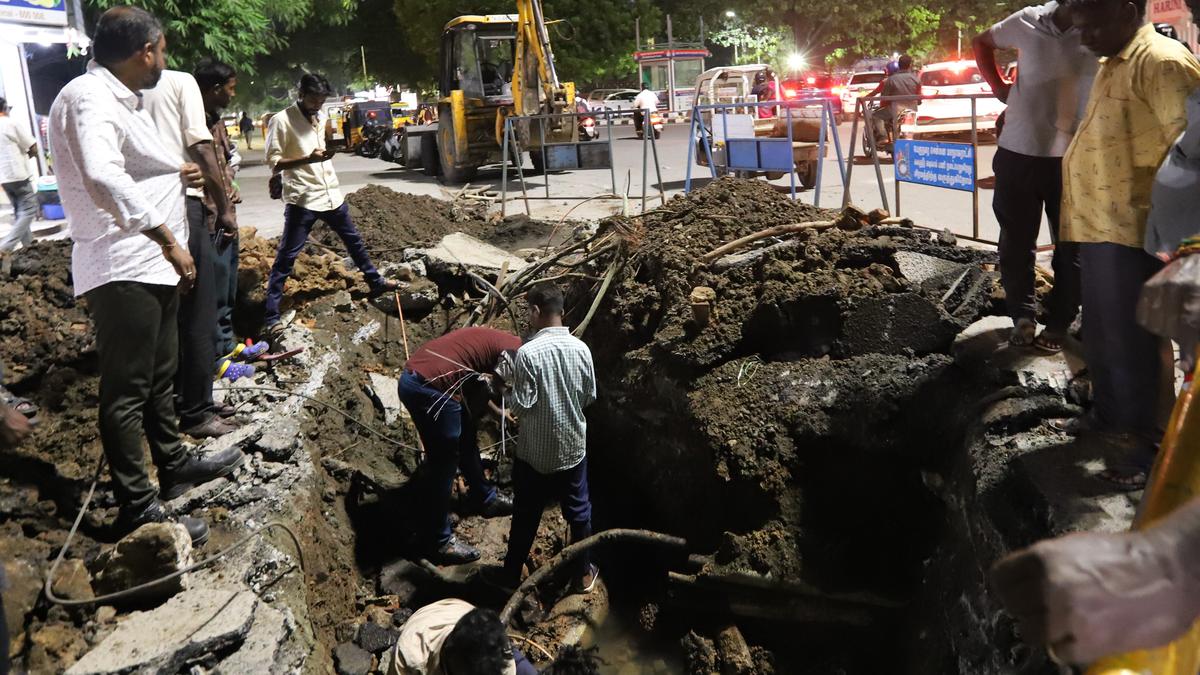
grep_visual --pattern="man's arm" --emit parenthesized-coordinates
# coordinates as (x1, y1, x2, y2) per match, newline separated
(580, 353, 596, 409)
(188, 142, 236, 233)
(509, 349, 539, 412)
(973, 30, 1012, 103)
(265, 118, 329, 172)
(1144, 59, 1200, 144)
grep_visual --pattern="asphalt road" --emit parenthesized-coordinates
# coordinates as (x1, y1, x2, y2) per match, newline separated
(212, 123, 1046, 247)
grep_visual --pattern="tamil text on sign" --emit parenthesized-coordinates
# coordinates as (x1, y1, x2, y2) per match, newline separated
(893, 139, 975, 193)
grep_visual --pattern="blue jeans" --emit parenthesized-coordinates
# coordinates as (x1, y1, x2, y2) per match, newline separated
(504, 458, 593, 579)
(212, 227, 239, 358)
(0, 180, 37, 253)
(398, 370, 497, 548)
(264, 202, 382, 326)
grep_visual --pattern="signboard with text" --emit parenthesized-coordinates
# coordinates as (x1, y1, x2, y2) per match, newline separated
(0, 0, 67, 26)
(1151, 0, 1190, 23)
(894, 139, 975, 193)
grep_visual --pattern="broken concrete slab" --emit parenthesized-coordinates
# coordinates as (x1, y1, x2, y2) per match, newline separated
(893, 250, 970, 289)
(91, 522, 193, 604)
(252, 418, 302, 463)
(4, 558, 42, 654)
(50, 558, 94, 602)
(333, 642, 373, 675)
(953, 316, 1081, 394)
(414, 232, 529, 274)
(67, 589, 257, 675)
(28, 622, 89, 673)
(365, 373, 405, 425)
(215, 601, 289, 675)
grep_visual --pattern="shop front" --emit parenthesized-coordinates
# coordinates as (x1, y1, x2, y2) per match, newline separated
(1149, 0, 1197, 52)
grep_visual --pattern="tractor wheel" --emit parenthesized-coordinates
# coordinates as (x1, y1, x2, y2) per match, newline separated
(437, 114, 476, 184)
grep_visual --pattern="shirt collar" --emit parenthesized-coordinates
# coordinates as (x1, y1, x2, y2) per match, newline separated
(530, 326, 569, 340)
(86, 60, 142, 111)
(1111, 23, 1156, 63)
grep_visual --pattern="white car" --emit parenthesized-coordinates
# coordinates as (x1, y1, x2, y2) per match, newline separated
(839, 71, 886, 116)
(585, 88, 639, 112)
(900, 60, 1005, 139)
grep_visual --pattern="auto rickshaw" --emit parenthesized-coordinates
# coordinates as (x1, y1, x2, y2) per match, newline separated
(341, 100, 393, 158)
(390, 103, 416, 129)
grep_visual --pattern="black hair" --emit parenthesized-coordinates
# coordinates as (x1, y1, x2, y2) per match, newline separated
(898, 55, 913, 70)
(298, 72, 333, 97)
(527, 283, 564, 316)
(194, 59, 236, 91)
(1064, 0, 1147, 15)
(92, 6, 163, 67)
(542, 646, 604, 675)
(0, 97, 7, 110)
(440, 608, 513, 675)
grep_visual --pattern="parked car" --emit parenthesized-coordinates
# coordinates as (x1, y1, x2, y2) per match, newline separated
(779, 72, 843, 121)
(839, 70, 887, 116)
(900, 60, 1005, 139)
(586, 88, 639, 112)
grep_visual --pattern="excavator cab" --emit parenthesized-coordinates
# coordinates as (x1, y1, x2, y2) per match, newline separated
(435, 10, 575, 183)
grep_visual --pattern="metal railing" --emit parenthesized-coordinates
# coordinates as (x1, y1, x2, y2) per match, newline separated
(846, 92, 1001, 244)
(683, 97, 846, 207)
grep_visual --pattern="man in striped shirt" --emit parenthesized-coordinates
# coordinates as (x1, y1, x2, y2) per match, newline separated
(497, 284, 599, 593)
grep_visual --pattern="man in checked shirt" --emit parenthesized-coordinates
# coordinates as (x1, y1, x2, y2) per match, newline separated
(495, 284, 599, 594)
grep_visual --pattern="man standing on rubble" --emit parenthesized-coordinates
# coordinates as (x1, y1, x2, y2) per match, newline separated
(974, 1, 1095, 352)
(399, 327, 517, 565)
(262, 72, 398, 347)
(1059, 0, 1200, 488)
(494, 284, 599, 594)
(49, 6, 244, 546)
(143, 61, 244, 438)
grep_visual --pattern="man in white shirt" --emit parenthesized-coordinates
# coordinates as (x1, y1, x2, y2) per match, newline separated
(974, 2, 1096, 351)
(0, 96, 38, 275)
(143, 68, 244, 439)
(389, 599, 535, 675)
(632, 84, 659, 137)
(48, 6, 243, 545)
(263, 73, 397, 345)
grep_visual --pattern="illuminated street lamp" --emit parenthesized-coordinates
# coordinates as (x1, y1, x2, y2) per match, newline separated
(787, 52, 806, 73)
(725, 10, 735, 18)
(725, 10, 739, 62)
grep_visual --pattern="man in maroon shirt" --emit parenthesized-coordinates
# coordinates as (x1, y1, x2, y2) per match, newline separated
(400, 326, 519, 564)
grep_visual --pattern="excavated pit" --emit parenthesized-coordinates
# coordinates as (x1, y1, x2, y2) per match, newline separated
(0, 180, 1121, 674)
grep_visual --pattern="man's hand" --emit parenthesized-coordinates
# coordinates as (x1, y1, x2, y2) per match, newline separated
(162, 243, 197, 294)
(216, 212, 238, 239)
(0, 402, 33, 449)
(991, 527, 1199, 664)
(230, 185, 242, 204)
(308, 148, 332, 163)
(179, 163, 204, 190)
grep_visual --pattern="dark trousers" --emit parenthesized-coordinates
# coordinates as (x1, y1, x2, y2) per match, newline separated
(398, 370, 496, 547)
(264, 202, 381, 326)
(513, 647, 535, 675)
(504, 458, 593, 579)
(86, 281, 187, 510)
(0, 180, 36, 253)
(993, 148, 1081, 332)
(1079, 242, 1170, 443)
(211, 223, 239, 359)
(176, 197, 218, 428)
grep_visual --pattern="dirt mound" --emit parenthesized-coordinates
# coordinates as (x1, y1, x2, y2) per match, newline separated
(343, 184, 492, 250)
(0, 241, 91, 390)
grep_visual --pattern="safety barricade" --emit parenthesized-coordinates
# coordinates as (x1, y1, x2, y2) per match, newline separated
(846, 93, 1000, 244)
(500, 108, 665, 217)
(683, 98, 846, 207)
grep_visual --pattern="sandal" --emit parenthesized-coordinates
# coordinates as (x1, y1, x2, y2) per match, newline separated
(1009, 318, 1036, 347)
(217, 359, 256, 382)
(0, 385, 38, 422)
(1032, 330, 1064, 354)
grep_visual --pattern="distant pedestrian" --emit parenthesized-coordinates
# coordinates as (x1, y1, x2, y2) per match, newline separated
(1060, 0, 1200, 488)
(48, 6, 244, 546)
(974, 1, 1096, 351)
(144, 65, 247, 438)
(494, 284, 599, 594)
(262, 72, 398, 346)
(866, 55, 922, 142)
(239, 111, 254, 149)
(0, 97, 38, 277)
(398, 327, 517, 564)
(633, 83, 658, 135)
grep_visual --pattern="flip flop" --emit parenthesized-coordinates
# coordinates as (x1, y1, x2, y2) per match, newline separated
(1032, 331, 1064, 354)
(0, 386, 38, 422)
(1009, 318, 1036, 347)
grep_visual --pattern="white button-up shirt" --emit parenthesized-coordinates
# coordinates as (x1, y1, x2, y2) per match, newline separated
(142, 69, 212, 198)
(0, 115, 35, 184)
(265, 102, 343, 211)
(49, 62, 188, 297)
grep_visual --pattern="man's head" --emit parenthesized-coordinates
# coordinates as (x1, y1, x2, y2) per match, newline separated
(0, 97, 8, 115)
(641, 82, 649, 91)
(297, 73, 333, 115)
(1065, 0, 1146, 57)
(92, 6, 166, 89)
(440, 608, 514, 675)
(526, 283, 564, 332)
(194, 59, 237, 111)
(898, 55, 914, 71)
(1189, 0, 1200, 25)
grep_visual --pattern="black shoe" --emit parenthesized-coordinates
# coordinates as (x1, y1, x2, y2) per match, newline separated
(181, 415, 238, 439)
(478, 493, 513, 518)
(160, 447, 245, 501)
(479, 565, 520, 593)
(214, 403, 237, 419)
(425, 536, 480, 565)
(116, 499, 209, 546)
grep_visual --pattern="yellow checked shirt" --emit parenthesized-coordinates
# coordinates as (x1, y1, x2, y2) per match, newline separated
(1062, 24, 1200, 247)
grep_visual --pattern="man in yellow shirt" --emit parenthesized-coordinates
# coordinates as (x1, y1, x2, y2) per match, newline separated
(1061, 0, 1200, 487)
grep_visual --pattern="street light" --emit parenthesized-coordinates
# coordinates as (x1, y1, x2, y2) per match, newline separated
(725, 10, 735, 18)
(787, 52, 806, 72)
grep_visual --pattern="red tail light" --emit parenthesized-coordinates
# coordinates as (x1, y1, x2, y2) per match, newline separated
(650, 112, 663, 124)
(806, 76, 816, 85)
(784, 88, 797, 98)
(367, 111, 377, 119)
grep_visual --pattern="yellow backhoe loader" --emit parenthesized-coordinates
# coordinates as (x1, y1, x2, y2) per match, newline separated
(430, 1, 576, 182)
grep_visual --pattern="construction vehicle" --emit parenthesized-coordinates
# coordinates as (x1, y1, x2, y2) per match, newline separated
(426, 2, 577, 182)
